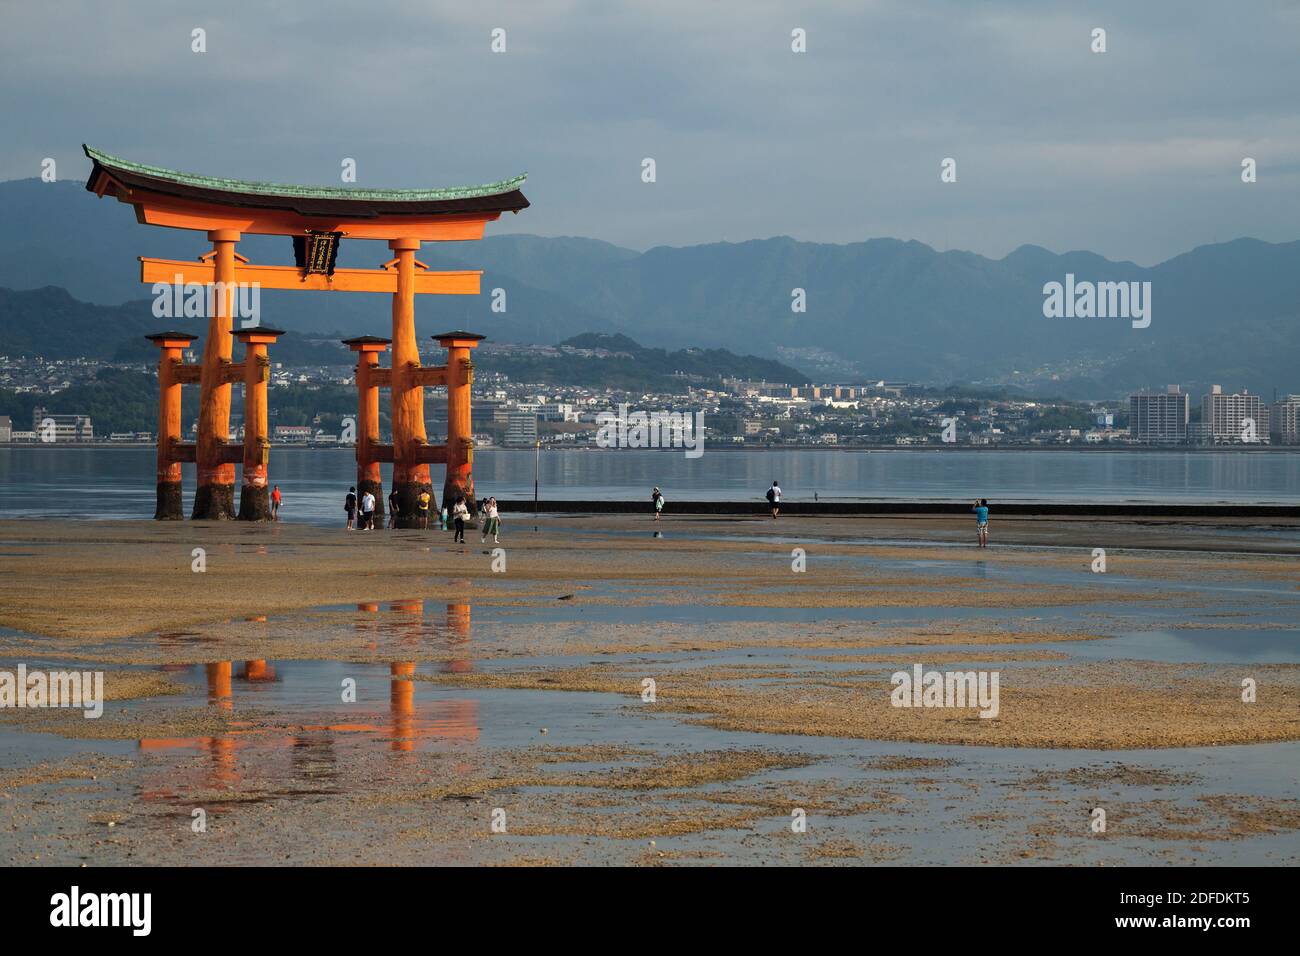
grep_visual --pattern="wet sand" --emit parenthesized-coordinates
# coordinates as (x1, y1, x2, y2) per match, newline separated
(3, 514, 1295, 639)
(1, 515, 1298, 865)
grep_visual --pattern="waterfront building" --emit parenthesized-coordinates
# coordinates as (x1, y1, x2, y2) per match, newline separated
(1202, 385, 1269, 444)
(31, 406, 94, 442)
(1270, 395, 1300, 445)
(1127, 386, 1188, 443)
(504, 411, 539, 446)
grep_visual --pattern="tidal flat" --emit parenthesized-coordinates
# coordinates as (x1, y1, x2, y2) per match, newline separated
(1, 514, 1297, 865)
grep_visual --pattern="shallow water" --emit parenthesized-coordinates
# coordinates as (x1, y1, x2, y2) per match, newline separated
(6, 446, 1300, 524)
(4, 649, 1298, 865)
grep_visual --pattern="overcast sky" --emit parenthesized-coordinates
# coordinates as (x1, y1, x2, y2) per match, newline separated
(3, 0, 1298, 265)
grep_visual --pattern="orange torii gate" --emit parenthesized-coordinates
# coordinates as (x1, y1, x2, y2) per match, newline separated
(84, 146, 527, 524)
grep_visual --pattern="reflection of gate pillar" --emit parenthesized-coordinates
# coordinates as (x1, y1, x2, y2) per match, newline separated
(445, 600, 473, 673)
(234, 326, 284, 521)
(343, 336, 392, 521)
(435, 331, 484, 513)
(146, 332, 198, 520)
(391, 662, 415, 753)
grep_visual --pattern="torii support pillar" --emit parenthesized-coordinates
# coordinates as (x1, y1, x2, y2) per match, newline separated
(435, 331, 484, 512)
(233, 326, 285, 521)
(389, 238, 434, 528)
(193, 229, 242, 520)
(343, 336, 392, 521)
(146, 331, 198, 520)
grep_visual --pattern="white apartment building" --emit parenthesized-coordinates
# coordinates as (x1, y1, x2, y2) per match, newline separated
(1202, 385, 1269, 444)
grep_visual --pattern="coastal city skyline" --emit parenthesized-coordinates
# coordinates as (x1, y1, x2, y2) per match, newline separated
(3, 353, 1297, 450)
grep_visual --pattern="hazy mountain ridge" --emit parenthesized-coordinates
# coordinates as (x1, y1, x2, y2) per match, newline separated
(2, 178, 1299, 397)
(0, 286, 349, 365)
(0, 285, 806, 393)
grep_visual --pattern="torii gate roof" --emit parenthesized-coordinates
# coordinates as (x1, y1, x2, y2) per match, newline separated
(83, 145, 529, 240)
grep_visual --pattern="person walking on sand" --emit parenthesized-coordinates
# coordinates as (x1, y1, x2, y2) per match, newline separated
(387, 488, 399, 529)
(270, 485, 282, 521)
(972, 498, 990, 548)
(766, 480, 782, 519)
(344, 486, 357, 530)
(360, 490, 376, 530)
(451, 496, 469, 544)
(480, 496, 501, 544)
(417, 490, 431, 529)
(440, 503, 449, 531)
(651, 486, 664, 521)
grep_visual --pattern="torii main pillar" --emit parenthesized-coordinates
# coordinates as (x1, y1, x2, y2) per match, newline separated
(193, 229, 241, 520)
(388, 238, 434, 528)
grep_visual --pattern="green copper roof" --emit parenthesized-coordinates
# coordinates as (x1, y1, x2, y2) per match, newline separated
(84, 145, 527, 202)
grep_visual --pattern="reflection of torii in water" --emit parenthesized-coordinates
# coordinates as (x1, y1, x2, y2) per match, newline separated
(137, 602, 478, 797)
(359, 598, 476, 751)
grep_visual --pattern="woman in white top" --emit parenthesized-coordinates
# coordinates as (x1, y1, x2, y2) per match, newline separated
(480, 496, 501, 544)
(451, 497, 469, 543)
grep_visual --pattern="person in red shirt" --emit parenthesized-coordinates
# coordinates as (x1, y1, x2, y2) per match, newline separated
(271, 485, 282, 521)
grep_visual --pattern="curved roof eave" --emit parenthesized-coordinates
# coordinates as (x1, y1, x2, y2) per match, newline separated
(83, 145, 529, 213)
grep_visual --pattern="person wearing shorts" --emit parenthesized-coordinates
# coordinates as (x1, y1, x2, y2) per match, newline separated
(344, 487, 357, 530)
(972, 498, 990, 548)
(766, 481, 781, 519)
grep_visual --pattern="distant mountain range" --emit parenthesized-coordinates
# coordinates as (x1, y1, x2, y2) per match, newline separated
(0, 286, 350, 365)
(2, 177, 1299, 398)
(481, 332, 805, 390)
(0, 286, 804, 392)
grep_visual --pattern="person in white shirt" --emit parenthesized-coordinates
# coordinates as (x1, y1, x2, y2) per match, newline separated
(480, 496, 501, 544)
(766, 481, 781, 519)
(361, 491, 376, 530)
(451, 496, 469, 544)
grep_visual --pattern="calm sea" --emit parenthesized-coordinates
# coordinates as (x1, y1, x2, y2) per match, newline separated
(2, 446, 1299, 525)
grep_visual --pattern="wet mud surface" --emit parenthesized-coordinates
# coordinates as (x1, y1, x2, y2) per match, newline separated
(1, 515, 1297, 865)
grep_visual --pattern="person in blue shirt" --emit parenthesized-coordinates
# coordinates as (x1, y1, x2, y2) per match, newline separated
(972, 499, 990, 548)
